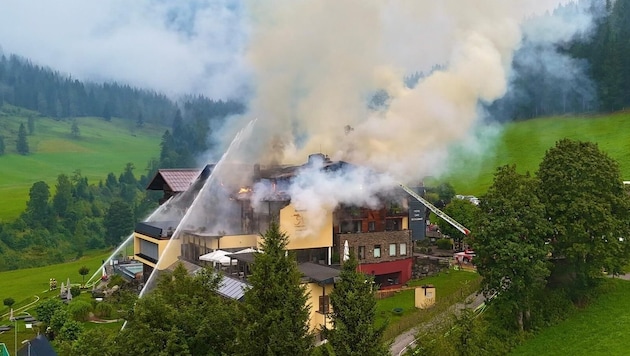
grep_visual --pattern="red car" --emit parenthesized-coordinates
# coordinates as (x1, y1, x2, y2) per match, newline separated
(454, 249, 475, 264)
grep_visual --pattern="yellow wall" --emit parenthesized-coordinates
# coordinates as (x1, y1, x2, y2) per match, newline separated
(133, 254, 155, 268)
(402, 216, 409, 230)
(220, 234, 258, 250)
(414, 286, 436, 309)
(280, 204, 333, 250)
(305, 282, 334, 332)
(182, 233, 258, 250)
(133, 232, 182, 270)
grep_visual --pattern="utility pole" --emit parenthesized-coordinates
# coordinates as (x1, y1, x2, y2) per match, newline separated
(10, 311, 16, 356)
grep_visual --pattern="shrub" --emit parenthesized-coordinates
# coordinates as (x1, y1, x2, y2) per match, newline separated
(49, 308, 69, 333)
(436, 238, 453, 250)
(68, 300, 92, 322)
(58, 320, 83, 342)
(3, 297, 15, 308)
(70, 285, 81, 298)
(91, 289, 105, 299)
(95, 302, 113, 318)
(108, 274, 125, 288)
(34, 298, 64, 324)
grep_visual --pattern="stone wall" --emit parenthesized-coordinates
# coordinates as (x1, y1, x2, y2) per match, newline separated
(412, 256, 450, 279)
(338, 230, 411, 265)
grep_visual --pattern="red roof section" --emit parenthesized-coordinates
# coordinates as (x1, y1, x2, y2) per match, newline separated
(147, 169, 201, 192)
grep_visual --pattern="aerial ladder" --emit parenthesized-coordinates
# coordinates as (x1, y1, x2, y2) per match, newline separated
(398, 183, 471, 236)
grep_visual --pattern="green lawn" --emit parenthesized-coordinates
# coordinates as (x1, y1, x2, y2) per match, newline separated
(0, 108, 164, 220)
(0, 249, 126, 354)
(0, 249, 112, 316)
(376, 270, 481, 339)
(511, 279, 630, 355)
(443, 112, 630, 195)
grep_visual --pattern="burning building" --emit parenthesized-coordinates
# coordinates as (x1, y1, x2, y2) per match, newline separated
(133, 153, 425, 333)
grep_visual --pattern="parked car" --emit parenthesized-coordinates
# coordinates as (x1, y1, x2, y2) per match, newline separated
(454, 249, 475, 264)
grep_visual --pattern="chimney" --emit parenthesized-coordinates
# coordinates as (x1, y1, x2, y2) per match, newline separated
(307, 153, 326, 165)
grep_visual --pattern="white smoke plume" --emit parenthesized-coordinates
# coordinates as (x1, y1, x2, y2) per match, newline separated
(222, 1, 584, 180)
(204, 0, 591, 233)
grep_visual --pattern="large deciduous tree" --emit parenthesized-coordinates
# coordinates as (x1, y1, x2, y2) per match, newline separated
(103, 200, 134, 246)
(537, 139, 630, 291)
(238, 221, 312, 355)
(114, 264, 237, 356)
(16, 122, 29, 154)
(474, 165, 551, 332)
(437, 199, 479, 250)
(327, 254, 388, 356)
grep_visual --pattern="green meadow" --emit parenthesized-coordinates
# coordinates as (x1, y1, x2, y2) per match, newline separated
(443, 111, 630, 195)
(0, 249, 112, 316)
(0, 249, 115, 353)
(0, 107, 164, 220)
(376, 270, 481, 340)
(511, 278, 630, 355)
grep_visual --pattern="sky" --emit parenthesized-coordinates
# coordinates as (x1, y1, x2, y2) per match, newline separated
(0, 0, 577, 101)
(0, 0, 592, 194)
(0, 0, 250, 99)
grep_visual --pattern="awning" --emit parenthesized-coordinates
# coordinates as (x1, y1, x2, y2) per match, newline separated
(234, 247, 258, 254)
(199, 250, 237, 265)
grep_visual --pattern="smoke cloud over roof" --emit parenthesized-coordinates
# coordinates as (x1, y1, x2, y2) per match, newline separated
(0, 0, 592, 208)
(221, 0, 590, 185)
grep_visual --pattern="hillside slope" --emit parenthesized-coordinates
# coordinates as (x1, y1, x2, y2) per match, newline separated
(0, 106, 164, 220)
(443, 111, 630, 195)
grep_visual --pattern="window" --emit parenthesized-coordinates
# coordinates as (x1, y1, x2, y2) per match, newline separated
(385, 218, 402, 231)
(400, 243, 407, 256)
(389, 243, 397, 257)
(368, 221, 376, 232)
(358, 246, 366, 260)
(319, 295, 330, 314)
(340, 220, 362, 233)
(374, 245, 381, 258)
(139, 239, 159, 262)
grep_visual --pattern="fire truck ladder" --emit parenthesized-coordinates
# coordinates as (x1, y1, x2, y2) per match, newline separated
(398, 183, 471, 236)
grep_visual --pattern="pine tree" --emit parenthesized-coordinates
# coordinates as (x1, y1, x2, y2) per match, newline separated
(238, 222, 313, 355)
(103, 200, 134, 246)
(16, 122, 29, 155)
(71, 120, 80, 139)
(327, 254, 389, 356)
(53, 174, 74, 218)
(23, 181, 53, 229)
(27, 116, 35, 135)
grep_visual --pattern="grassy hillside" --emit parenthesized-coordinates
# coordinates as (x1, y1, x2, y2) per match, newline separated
(511, 278, 630, 355)
(0, 106, 164, 220)
(0, 249, 112, 315)
(443, 111, 630, 195)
